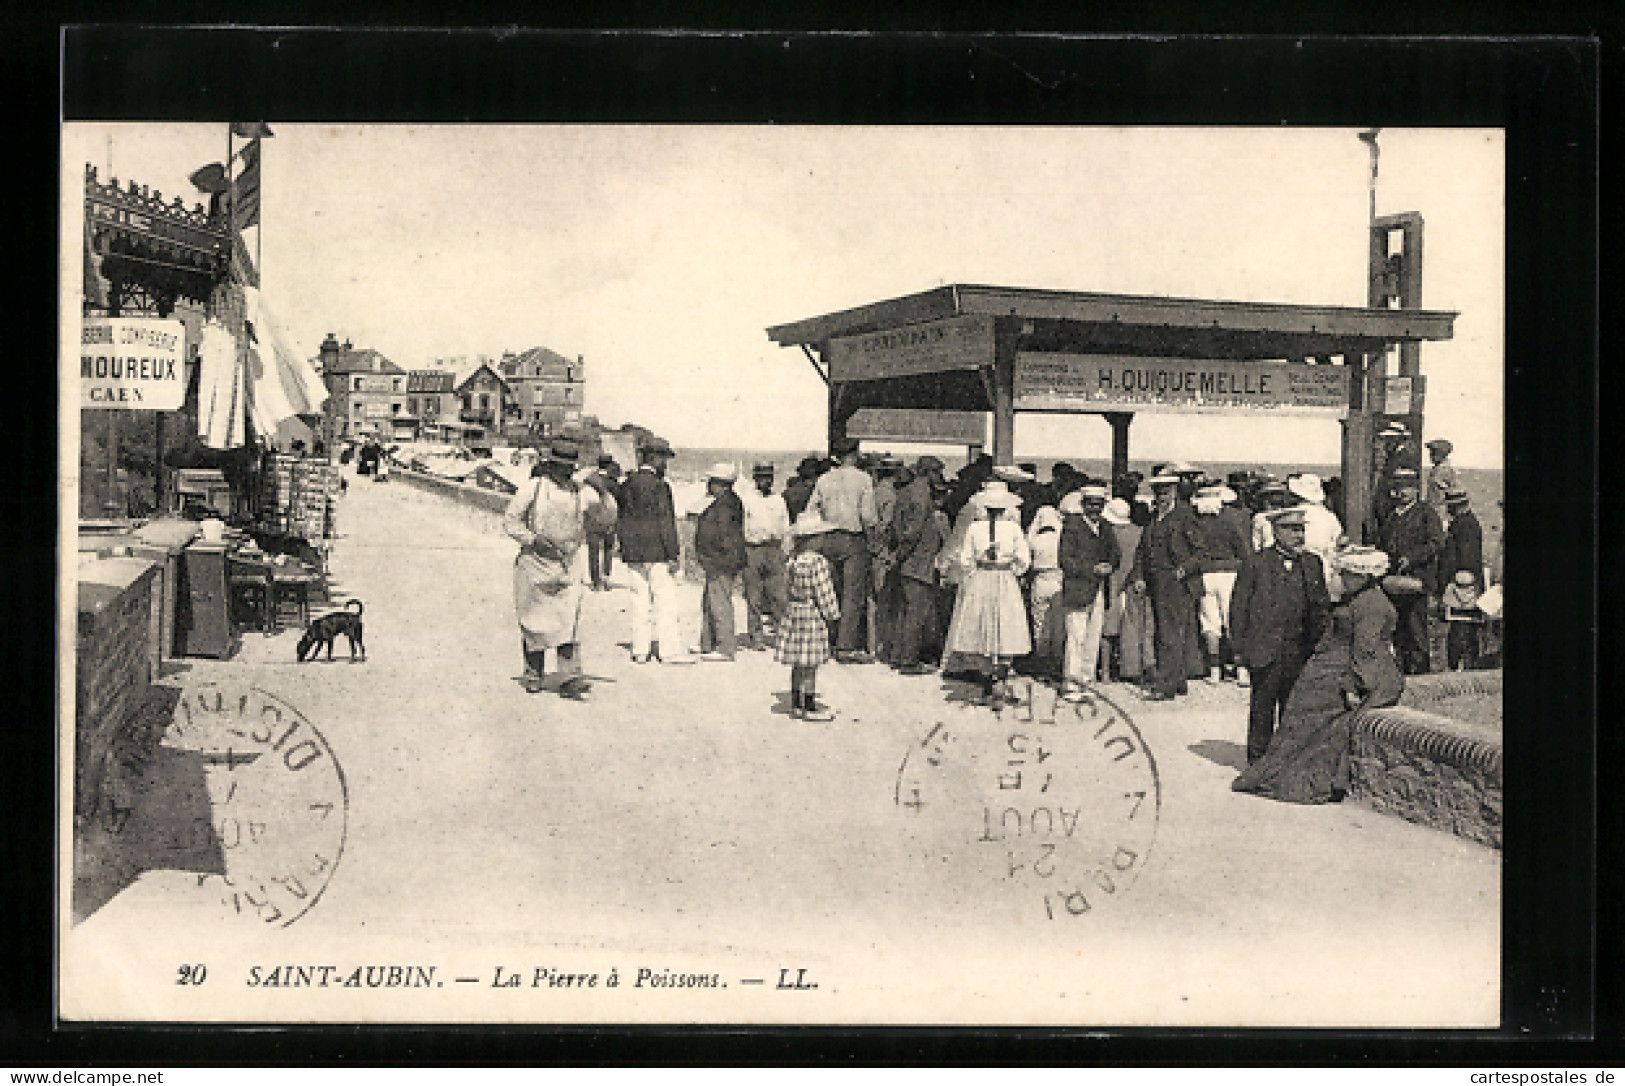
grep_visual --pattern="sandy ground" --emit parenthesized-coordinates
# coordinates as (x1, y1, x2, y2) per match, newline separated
(63, 469, 1501, 1027)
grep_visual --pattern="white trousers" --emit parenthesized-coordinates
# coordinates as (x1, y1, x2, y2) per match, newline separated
(1063, 594, 1107, 687)
(625, 561, 681, 657)
(1198, 570, 1238, 639)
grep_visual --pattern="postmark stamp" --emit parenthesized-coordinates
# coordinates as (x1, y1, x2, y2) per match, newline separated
(894, 683, 1161, 919)
(160, 683, 349, 927)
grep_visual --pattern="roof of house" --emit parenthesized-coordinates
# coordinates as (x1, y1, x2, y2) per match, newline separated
(319, 346, 404, 375)
(454, 361, 510, 395)
(407, 370, 456, 393)
(502, 345, 574, 377)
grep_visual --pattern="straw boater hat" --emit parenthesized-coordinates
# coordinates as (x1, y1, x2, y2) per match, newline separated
(1445, 487, 1471, 507)
(1102, 498, 1133, 527)
(973, 480, 1023, 511)
(707, 461, 739, 483)
(791, 513, 834, 538)
(751, 462, 775, 478)
(1379, 421, 1411, 437)
(993, 464, 1034, 483)
(1149, 470, 1182, 487)
(1426, 438, 1453, 455)
(1218, 486, 1239, 504)
(1288, 473, 1326, 504)
(1078, 482, 1109, 500)
(1268, 507, 1308, 528)
(1390, 467, 1421, 485)
(1335, 546, 1391, 577)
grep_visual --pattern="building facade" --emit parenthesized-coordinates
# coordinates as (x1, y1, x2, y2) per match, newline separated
(454, 362, 515, 440)
(316, 334, 407, 443)
(499, 346, 587, 437)
(405, 371, 456, 437)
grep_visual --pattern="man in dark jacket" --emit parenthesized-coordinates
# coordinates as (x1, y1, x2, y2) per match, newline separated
(891, 455, 947, 675)
(783, 456, 824, 522)
(1439, 488, 1483, 590)
(1229, 507, 1332, 763)
(1131, 472, 1205, 700)
(1377, 466, 1446, 674)
(1057, 483, 1121, 697)
(582, 455, 622, 591)
(618, 437, 686, 664)
(694, 462, 747, 661)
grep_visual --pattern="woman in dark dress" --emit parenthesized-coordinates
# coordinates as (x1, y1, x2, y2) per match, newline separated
(1232, 546, 1404, 804)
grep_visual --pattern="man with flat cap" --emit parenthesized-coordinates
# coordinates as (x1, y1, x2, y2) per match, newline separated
(504, 435, 600, 699)
(783, 456, 824, 523)
(618, 435, 688, 664)
(891, 455, 947, 675)
(1378, 466, 1445, 675)
(806, 437, 879, 662)
(1425, 438, 1459, 521)
(740, 462, 791, 650)
(1229, 506, 1332, 763)
(1130, 470, 1205, 700)
(1439, 487, 1483, 591)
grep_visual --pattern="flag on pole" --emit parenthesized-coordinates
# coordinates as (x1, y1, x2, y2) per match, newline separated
(231, 231, 260, 289)
(232, 139, 262, 231)
(188, 161, 229, 194)
(230, 121, 274, 139)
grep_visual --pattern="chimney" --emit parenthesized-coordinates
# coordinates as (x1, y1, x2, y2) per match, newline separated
(319, 333, 340, 372)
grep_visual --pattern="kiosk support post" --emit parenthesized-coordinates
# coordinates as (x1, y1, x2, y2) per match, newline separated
(991, 321, 1017, 465)
(1105, 412, 1133, 483)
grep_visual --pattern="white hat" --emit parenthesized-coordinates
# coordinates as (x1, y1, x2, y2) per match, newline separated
(1148, 471, 1181, 487)
(1102, 498, 1133, 526)
(993, 464, 1033, 483)
(973, 480, 1023, 511)
(791, 513, 834, 537)
(706, 461, 739, 483)
(1336, 546, 1391, 576)
(1288, 473, 1326, 504)
(1193, 493, 1223, 516)
(1078, 484, 1109, 500)
(1217, 486, 1239, 504)
(1057, 491, 1084, 515)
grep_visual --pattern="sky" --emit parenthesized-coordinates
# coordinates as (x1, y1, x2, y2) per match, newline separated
(63, 125, 1504, 467)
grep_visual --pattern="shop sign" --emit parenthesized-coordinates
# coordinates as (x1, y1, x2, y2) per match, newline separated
(80, 317, 186, 410)
(1013, 354, 1349, 417)
(828, 314, 994, 382)
(846, 408, 986, 445)
(1383, 375, 1425, 415)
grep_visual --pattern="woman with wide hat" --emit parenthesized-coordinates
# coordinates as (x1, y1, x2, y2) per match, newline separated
(944, 479, 1032, 707)
(503, 435, 599, 699)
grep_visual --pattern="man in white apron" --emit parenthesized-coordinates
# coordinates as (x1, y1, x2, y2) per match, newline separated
(504, 436, 599, 699)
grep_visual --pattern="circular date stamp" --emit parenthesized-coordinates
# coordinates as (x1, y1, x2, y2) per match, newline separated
(894, 684, 1161, 919)
(161, 683, 349, 928)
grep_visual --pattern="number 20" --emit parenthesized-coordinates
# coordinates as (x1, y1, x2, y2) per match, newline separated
(176, 963, 207, 985)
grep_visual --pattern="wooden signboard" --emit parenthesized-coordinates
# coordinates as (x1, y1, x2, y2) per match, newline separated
(1013, 353, 1350, 418)
(846, 408, 987, 445)
(827, 314, 995, 382)
(80, 317, 187, 410)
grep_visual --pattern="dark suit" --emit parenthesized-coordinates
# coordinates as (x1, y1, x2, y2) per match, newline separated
(1058, 514, 1120, 608)
(1135, 501, 1204, 696)
(1230, 546, 1332, 762)
(1378, 500, 1446, 674)
(617, 467, 681, 565)
(891, 476, 944, 667)
(695, 489, 746, 657)
(1440, 508, 1483, 591)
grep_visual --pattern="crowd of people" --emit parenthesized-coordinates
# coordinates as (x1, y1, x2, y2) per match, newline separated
(499, 431, 1495, 798)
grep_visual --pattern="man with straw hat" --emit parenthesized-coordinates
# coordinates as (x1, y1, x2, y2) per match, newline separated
(619, 435, 687, 665)
(1056, 480, 1120, 700)
(1130, 469, 1205, 700)
(503, 435, 600, 699)
(739, 461, 791, 651)
(1229, 506, 1332, 763)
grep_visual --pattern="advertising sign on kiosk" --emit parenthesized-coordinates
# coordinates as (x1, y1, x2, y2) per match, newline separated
(80, 317, 187, 410)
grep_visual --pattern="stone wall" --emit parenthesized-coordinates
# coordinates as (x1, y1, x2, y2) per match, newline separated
(75, 558, 161, 825)
(1347, 703, 1503, 849)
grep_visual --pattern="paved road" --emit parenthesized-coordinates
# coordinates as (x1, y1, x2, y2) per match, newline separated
(66, 470, 1500, 1026)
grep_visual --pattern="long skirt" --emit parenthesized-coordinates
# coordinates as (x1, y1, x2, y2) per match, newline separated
(946, 567, 1032, 663)
(1114, 588, 1156, 680)
(1231, 654, 1377, 803)
(514, 550, 586, 652)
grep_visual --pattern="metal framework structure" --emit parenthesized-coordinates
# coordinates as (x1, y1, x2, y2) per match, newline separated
(767, 274, 1454, 542)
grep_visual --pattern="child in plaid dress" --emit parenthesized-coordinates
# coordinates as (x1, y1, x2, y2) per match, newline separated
(777, 515, 843, 721)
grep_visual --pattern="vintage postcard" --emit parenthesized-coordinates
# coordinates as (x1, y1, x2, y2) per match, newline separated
(61, 103, 1506, 1024)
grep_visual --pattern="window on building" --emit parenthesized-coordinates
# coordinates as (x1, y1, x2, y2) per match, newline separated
(479, 394, 491, 411)
(463, 394, 472, 411)
(353, 402, 363, 413)
(563, 387, 572, 402)
(393, 378, 402, 392)
(392, 403, 401, 416)
(408, 397, 418, 414)
(353, 376, 363, 392)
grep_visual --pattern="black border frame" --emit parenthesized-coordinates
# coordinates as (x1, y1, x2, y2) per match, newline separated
(12, 26, 1604, 1066)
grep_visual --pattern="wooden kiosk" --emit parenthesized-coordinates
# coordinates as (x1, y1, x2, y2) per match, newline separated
(767, 235, 1453, 543)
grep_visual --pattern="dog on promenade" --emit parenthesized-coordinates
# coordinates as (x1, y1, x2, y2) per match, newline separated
(296, 599, 366, 662)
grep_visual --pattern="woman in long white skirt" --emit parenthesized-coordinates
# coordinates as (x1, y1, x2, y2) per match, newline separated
(945, 480, 1032, 706)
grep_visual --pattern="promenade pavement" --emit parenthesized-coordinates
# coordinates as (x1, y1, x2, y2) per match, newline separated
(66, 468, 1501, 1027)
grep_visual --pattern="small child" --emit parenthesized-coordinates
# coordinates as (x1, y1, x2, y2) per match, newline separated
(1441, 567, 1485, 671)
(776, 515, 842, 721)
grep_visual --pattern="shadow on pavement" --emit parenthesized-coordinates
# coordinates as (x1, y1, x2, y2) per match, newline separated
(1188, 738, 1249, 771)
